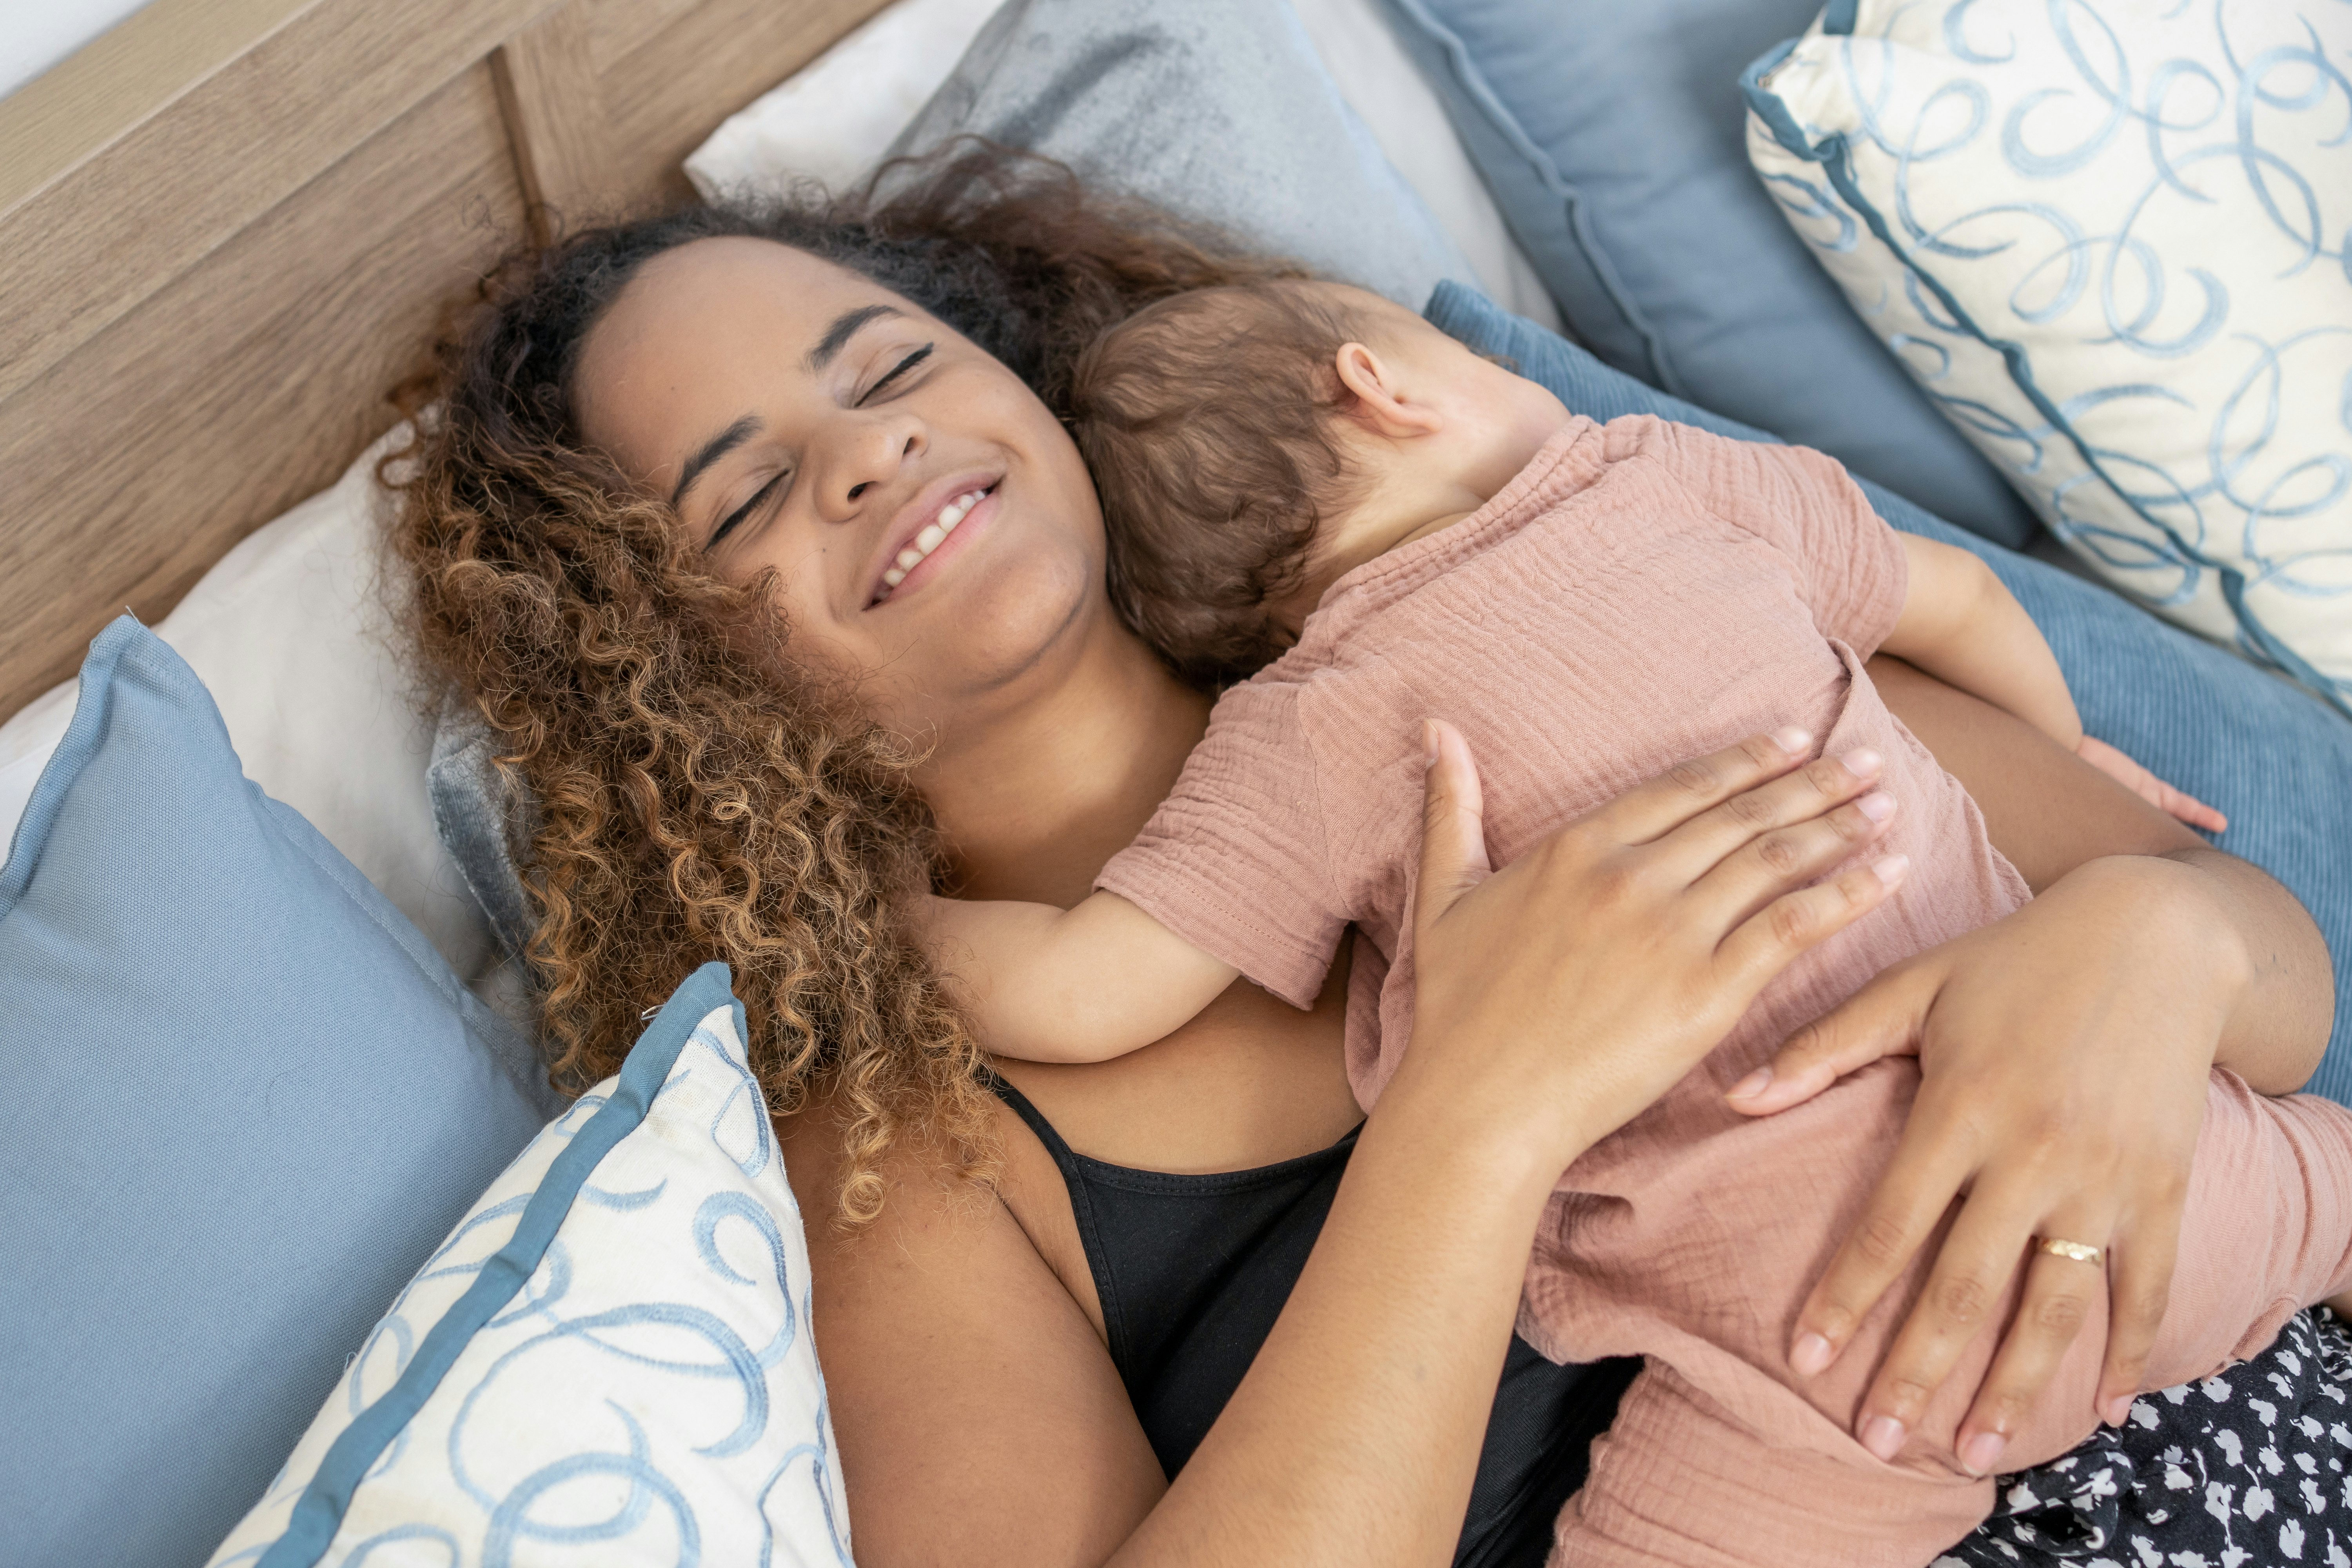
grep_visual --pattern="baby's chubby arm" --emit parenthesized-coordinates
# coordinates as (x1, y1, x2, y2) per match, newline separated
(1881, 534, 2082, 747)
(1881, 535, 2225, 831)
(920, 890, 1241, 1063)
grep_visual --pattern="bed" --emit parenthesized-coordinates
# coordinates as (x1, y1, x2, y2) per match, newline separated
(5, 2, 2348, 1563)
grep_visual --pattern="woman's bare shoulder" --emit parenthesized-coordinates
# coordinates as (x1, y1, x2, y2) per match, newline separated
(775, 1092, 1165, 1566)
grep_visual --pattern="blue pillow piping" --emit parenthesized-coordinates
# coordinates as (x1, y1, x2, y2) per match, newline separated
(253, 960, 740, 1568)
(0, 615, 141, 911)
(1738, 42, 2352, 719)
(1373, 0, 1679, 395)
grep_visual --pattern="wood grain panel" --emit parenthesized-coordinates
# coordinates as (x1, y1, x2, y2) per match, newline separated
(0, 64, 526, 718)
(492, 0, 617, 240)
(0, 0, 557, 408)
(2, 0, 901, 724)
(0, 0, 308, 215)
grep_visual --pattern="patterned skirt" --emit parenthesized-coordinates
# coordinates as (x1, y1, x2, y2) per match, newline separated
(1939, 1308, 2352, 1567)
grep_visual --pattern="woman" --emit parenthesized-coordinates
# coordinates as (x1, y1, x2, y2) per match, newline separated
(397, 150, 2337, 1564)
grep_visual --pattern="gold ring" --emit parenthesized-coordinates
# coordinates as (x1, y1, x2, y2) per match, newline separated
(2036, 1237, 2103, 1267)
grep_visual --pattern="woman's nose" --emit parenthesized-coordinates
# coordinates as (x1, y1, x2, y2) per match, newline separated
(820, 414, 925, 522)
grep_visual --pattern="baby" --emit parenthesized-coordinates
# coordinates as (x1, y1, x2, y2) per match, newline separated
(926, 281, 2352, 1566)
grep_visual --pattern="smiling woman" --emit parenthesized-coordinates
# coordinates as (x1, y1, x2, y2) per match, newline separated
(394, 145, 1295, 1220)
(390, 136, 2352, 1568)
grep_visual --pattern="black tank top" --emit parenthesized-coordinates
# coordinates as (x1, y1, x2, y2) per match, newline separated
(990, 1076, 1636, 1568)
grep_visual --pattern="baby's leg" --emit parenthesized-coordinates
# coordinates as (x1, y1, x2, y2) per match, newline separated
(2130, 1073, 2352, 1394)
(1553, 1360, 1993, 1568)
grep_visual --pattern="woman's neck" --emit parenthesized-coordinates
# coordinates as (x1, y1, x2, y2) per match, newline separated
(920, 617, 1211, 908)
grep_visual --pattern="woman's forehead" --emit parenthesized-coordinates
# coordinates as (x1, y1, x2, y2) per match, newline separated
(594, 237, 906, 365)
(573, 237, 912, 466)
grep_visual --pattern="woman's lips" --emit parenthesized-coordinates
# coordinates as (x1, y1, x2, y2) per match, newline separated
(869, 483, 996, 607)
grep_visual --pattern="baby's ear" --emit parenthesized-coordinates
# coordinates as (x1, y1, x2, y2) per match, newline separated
(1332, 342, 1443, 437)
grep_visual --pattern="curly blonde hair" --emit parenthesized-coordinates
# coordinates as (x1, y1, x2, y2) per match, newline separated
(392, 144, 1298, 1222)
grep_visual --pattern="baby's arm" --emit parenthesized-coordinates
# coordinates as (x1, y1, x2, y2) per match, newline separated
(1880, 535, 2225, 830)
(1880, 533, 2082, 747)
(922, 890, 1239, 1063)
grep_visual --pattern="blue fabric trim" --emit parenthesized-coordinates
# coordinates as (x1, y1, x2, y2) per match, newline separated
(0, 615, 143, 912)
(1739, 44, 2352, 719)
(253, 960, 740, 1568)
(1374, 0, 1679, 395)
(1820, 0, 1859, 35)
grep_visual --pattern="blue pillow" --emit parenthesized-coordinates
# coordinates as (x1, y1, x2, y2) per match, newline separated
(1425, 280, 2352, 1100)
(0, 619, 552, 1568)
(1377, 0, 2041, 550)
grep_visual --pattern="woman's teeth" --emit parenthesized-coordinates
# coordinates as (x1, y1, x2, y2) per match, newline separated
(880, 488, 985, 590)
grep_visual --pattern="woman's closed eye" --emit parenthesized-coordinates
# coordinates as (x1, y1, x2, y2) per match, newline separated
(710, 469, 788, 550)
(858, 343, 934, 405)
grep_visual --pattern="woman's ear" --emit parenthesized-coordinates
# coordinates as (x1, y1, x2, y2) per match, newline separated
(1332, 342, 1446, 439)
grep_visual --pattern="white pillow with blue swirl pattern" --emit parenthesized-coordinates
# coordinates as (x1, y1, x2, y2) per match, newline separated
(1744, 0, 2352, 711)
(207, 963, 853, 1568)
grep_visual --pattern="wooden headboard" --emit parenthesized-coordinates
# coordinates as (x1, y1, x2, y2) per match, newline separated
(0, 0, 896, 723)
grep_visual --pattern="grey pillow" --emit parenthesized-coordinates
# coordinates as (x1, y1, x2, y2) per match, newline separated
(426, 691, 537, 964)
(884, 0, 1482, 309)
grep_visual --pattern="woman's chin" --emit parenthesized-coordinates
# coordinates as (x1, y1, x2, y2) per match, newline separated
(864, 547, 1105, 725)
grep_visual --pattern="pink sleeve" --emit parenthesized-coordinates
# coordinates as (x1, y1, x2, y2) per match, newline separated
(1095, 682, 1343, 1011)
(1621, 417, 1909, 657)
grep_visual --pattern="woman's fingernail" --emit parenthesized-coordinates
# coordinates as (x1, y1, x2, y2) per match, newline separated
(1423, 721, 1439, 769)
(1959, 1431, 2007, 1476)
(1774, 726, 1813, 755)
(1840, 748, 1883, 777)
(1872, 854, 1911, 887)
(1861, 1414, 1908, 1461)
(1790, 1332, 1835, 1376)
(1855, 791, 1896, 822)
(2100, 1394, 2134, 1427)
(1728, 1066, 1774, 1102)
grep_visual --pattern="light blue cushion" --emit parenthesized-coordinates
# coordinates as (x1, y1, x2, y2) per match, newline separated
(0, 618, 551, 1568)
(210, 964, 850, 1568)
(1376, 0, 2042, 550)
(1426, 280, 2352, 1099)
(885, 0, 1480, 312)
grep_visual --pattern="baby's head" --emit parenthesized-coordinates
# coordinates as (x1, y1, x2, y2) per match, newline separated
(1071, 279, 1563, 686)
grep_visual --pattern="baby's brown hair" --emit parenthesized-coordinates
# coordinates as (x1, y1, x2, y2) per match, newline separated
(1072, 281, 1380, 688)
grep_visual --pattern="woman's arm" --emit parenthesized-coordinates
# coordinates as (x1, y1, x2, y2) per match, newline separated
(1870, 653, 2326, 1082)
(1734, 657, 2333, 1479)
(802, 728, 1909, 1566)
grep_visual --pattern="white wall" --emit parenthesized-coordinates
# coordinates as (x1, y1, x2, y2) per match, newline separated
(2, 0, 157, 100)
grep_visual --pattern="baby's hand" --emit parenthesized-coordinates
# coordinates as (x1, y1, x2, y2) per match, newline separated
(2074, 735, 2228, 833)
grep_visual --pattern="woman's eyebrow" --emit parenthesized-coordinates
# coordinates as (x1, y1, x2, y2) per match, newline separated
(806, 304, 903, 370)
(671, 414, 761, 509)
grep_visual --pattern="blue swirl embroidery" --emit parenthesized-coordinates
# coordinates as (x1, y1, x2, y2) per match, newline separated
(1747, 0, 2352, 708)
(216, 1000, 853, 1568)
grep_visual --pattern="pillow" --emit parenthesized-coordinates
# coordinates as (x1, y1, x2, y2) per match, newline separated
(878, 0, 1481, 313)
(0, 618, 553, 1568)
(683, 0, 1003, 198)
(1374, 0, 2043, 550)
(0, 432, 500, 984)
(207, 964, 852, 1568)
(687, 0, 1560, 327)
(1426, 278, 2352, 1100)
(1743, 0, 2352, 713)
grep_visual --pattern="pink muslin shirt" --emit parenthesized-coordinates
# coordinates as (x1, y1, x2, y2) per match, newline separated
(1096, 416, 2352, 1566)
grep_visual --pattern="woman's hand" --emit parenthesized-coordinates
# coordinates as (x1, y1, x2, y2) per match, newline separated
(1728, 855, 2246, 1477)
(1395, 720, 1912, 1171)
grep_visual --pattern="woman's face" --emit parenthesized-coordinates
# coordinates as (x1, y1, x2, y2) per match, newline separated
(573, 236, 1111, 741)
